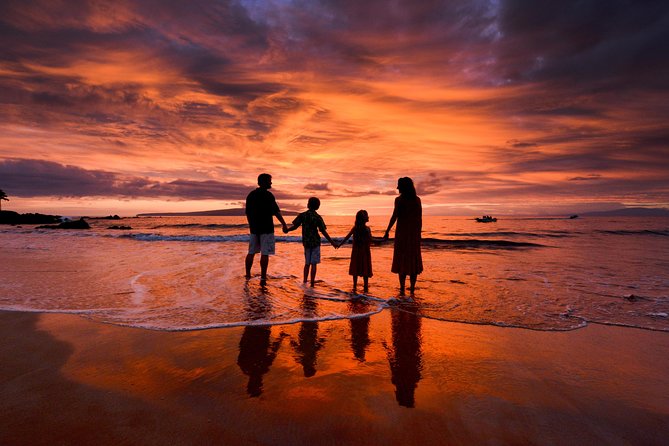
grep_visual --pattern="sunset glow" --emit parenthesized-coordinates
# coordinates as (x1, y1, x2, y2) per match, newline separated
(1, 0, 668, 216)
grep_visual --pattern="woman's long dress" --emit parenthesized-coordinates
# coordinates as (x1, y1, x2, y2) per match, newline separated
(391, 196, 423, 275)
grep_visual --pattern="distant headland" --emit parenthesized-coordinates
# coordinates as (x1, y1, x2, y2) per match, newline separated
(579, 207, 669, 217)
(136, 208, 298, 217)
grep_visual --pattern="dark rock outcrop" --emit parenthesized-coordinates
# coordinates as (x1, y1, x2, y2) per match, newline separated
(37, 218, 91, 230)
(0, 211, 62, 225)
(88, 215, 121, 220)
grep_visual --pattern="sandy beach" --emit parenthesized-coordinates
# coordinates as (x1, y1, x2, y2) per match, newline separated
(1, 309, 668, 445)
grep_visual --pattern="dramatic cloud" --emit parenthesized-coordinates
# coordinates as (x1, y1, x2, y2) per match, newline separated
(0, 158, 254, 200)
(569, 175, 602, 182)
(0, 0, 668, 215)
(304, 183, 330, 192)
(496, 0, 669, 90)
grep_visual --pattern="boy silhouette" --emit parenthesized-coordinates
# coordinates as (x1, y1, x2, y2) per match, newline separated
(285, 197, 337, 286)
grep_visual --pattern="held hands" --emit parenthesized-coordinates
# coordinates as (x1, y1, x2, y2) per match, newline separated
(282, 223, 289, 234)
(383, 230, 390, 241)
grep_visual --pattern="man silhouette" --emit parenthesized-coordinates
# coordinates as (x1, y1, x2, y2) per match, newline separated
(245, 173, 288, 285)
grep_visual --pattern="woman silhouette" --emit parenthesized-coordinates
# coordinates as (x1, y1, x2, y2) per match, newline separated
(383, 177, 423, 295)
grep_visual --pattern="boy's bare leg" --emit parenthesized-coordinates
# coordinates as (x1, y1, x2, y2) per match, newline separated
(260, 255, 269, 285)
(303, 264, 309, 283)
(310, 264, 317, 287)
(245, 253, 254, 279)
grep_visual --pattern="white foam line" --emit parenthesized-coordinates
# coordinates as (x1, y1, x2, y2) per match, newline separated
(109, 308, 388, 331)
(4, 304, 667, 333)
(413, 311, 589, 332)
(129, 273, 147, 305)
(584, 319, 669, 333)
(0, 306, 129, 315)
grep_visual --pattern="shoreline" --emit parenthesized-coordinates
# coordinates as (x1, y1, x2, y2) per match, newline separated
(4, 305, 669, 334)
(2, 309, 668, 445)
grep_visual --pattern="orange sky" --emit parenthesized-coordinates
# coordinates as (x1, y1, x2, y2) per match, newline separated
(1, 0, 668, 216)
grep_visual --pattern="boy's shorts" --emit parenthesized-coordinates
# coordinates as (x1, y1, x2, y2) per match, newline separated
(248, 233, 275, 256)
(304, 245, 321, 265)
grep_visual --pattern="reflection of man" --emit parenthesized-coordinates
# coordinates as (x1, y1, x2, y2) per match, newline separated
(237, 324, 283, 397)
(245, 173, 288, 285)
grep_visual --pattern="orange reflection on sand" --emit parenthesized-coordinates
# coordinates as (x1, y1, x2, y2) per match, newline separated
(23, 303, 669, 446)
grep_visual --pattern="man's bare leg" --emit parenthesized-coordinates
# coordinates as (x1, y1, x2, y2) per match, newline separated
(245, 253, 255, 279)
(260, 254, 269, 285)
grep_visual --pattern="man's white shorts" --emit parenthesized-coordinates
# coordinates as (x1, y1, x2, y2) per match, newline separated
(304, 245, 321, 265)
(248, 233, 275, 256)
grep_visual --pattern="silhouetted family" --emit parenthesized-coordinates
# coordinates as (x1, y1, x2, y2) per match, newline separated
(245, 173, 423, 295)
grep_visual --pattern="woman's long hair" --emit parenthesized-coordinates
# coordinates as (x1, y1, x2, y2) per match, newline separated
(354, 210, 369, 242)
(398, 177, 417, 198)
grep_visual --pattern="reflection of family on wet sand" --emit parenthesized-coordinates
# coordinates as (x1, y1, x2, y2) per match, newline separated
(244, 173, 423, 296)
(238, 283, 423, 408)
(241, 172, 424, 405)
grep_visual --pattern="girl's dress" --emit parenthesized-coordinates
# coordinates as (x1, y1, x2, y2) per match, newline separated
(349, 226, 373, 277)
(391, 195, 423, 275)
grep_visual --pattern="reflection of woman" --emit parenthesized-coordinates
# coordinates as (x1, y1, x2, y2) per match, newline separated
(384, 177, 423, 295)
(387, 309, 423, 408)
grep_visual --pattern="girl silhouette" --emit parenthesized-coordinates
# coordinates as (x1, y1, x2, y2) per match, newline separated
(339, 210, 373, 293)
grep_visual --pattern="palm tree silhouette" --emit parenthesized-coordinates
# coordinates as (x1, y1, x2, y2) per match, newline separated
(0, 189, 8, 212)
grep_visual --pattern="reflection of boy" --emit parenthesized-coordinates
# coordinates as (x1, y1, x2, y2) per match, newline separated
(285, 197, 337, 286)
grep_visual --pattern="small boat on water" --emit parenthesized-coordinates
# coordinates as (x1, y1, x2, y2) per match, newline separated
(475, 215, 497, 223)
(569, 214, 579, 219)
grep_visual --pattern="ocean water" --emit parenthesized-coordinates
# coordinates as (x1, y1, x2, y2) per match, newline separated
(1, 216, 667, 332)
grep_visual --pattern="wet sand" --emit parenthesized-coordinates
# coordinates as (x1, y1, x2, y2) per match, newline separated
(1, 309, 668, 445)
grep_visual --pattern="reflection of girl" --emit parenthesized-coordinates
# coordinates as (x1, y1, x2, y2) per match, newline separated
(384, 177, 423, 295)
(339, 210, 373, 293)
(348, 300, 371, 362)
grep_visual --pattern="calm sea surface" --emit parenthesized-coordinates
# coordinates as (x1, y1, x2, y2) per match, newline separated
(1, 216, 667, 332)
